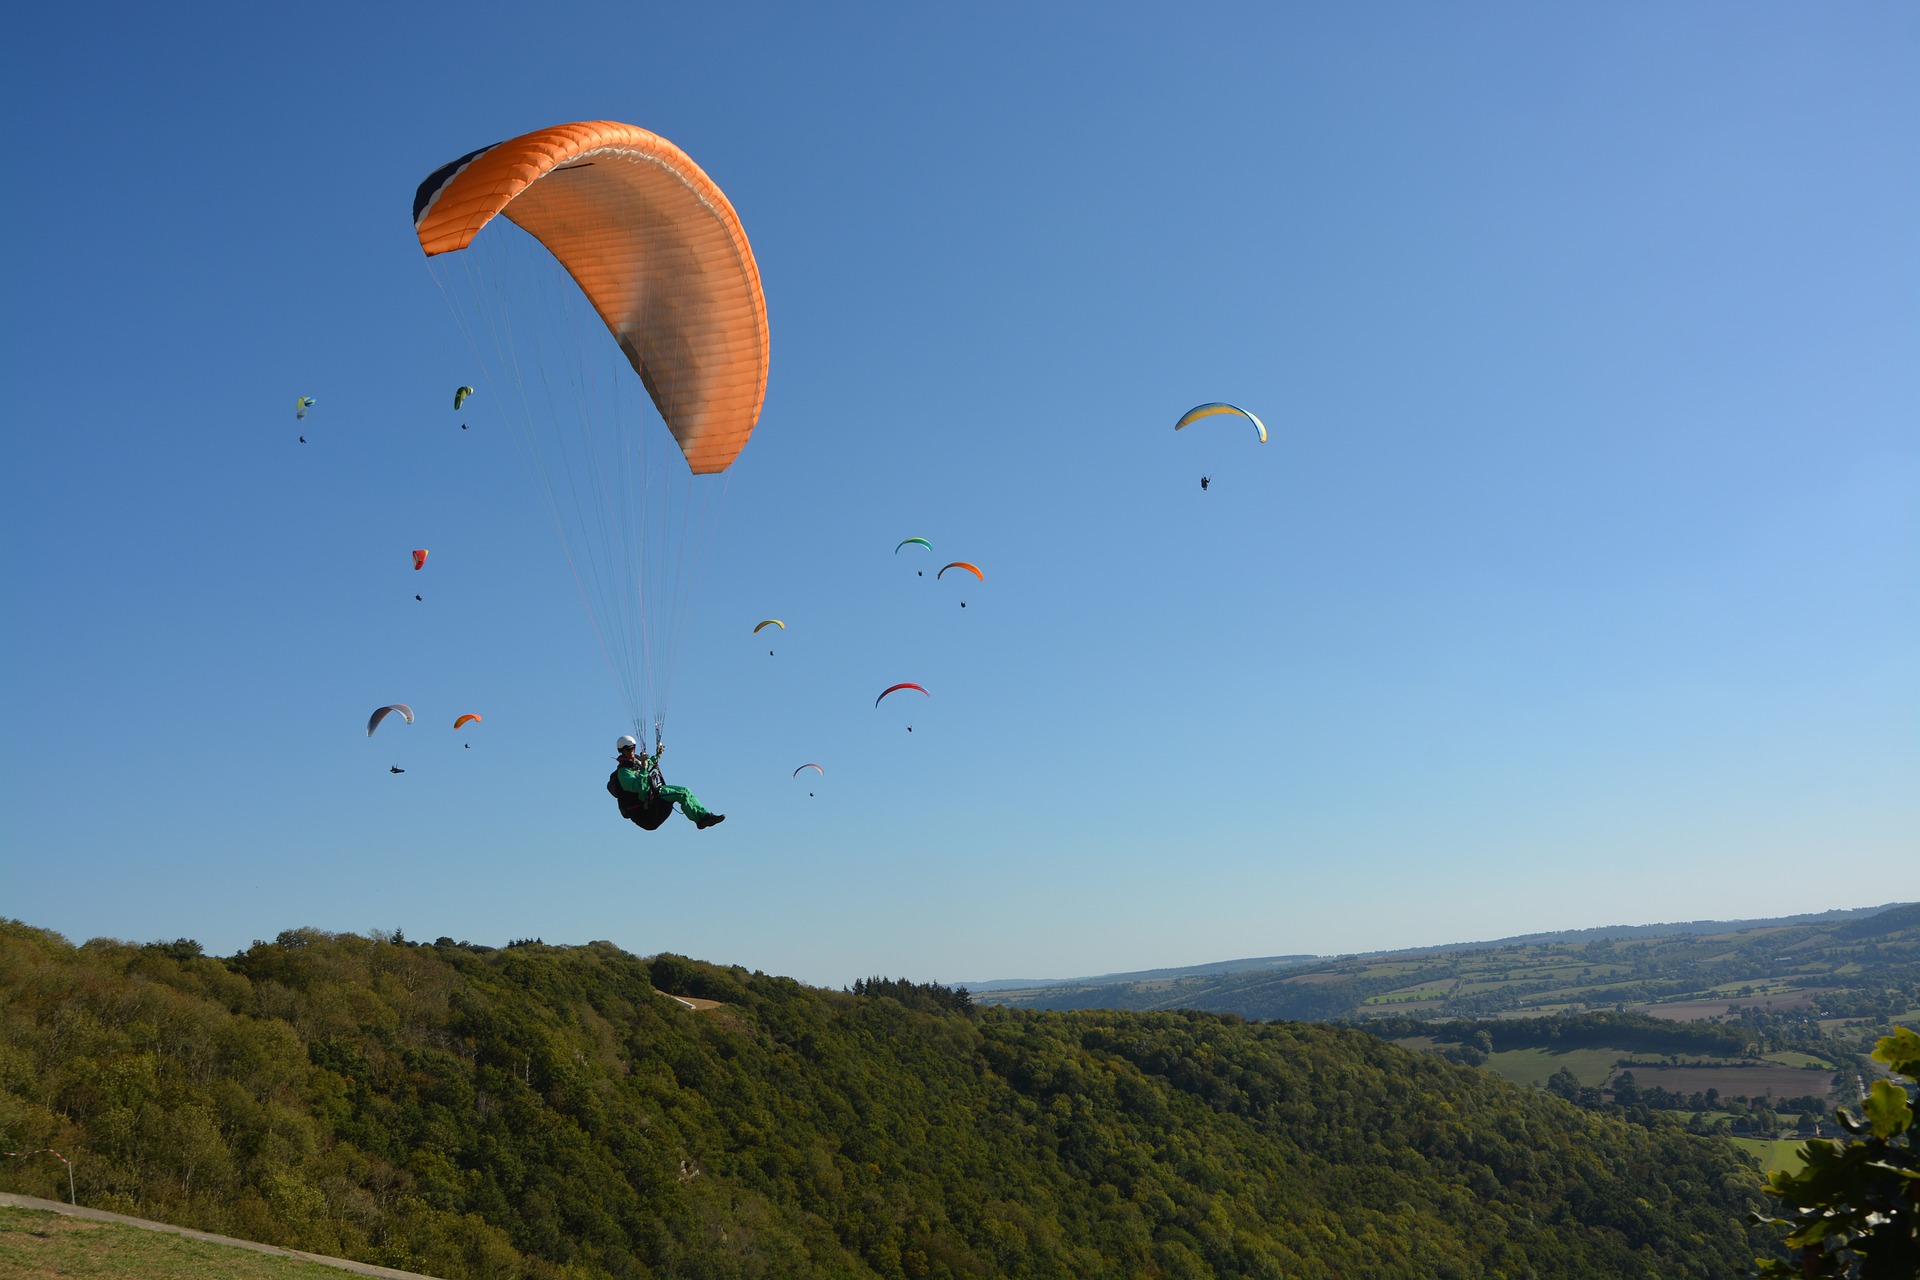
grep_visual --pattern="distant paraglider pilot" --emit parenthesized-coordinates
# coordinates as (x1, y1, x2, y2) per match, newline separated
(1199, 475, 1210, 491)
(608, 735, 725, 831)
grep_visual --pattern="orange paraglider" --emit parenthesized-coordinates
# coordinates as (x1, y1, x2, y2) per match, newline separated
(415, 121, 768, 476)
(418, 121, 770, 741)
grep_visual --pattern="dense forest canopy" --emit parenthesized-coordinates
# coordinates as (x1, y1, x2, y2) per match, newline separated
(0, 920, 1774, 1278)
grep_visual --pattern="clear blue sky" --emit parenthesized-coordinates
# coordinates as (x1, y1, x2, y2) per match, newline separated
(3, 3, 1914, 987)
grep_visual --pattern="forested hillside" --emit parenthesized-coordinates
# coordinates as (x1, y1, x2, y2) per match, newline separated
(0, 921, 1774, 1278)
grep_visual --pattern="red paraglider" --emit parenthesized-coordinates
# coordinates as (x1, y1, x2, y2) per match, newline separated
(874, 682, 928, 707)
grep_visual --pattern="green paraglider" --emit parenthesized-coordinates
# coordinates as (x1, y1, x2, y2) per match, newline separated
(295, 396, 315, 420)
(454, 386, 474, 410)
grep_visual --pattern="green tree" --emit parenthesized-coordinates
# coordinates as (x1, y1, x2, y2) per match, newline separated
(1753, 1027, 1919, 1278)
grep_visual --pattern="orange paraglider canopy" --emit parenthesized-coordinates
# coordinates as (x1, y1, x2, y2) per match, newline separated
(453, 715, 482, 730)
(413, 121, 769, 475)
(412, 549, 429, 571)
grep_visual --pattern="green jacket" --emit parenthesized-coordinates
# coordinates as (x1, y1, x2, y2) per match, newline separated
(615, 755, 663, 798)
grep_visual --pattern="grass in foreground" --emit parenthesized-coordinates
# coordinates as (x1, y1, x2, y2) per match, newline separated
(0, 1206, 355, 1280)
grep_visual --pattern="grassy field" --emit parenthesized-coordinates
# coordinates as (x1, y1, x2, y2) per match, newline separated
(0, 1206, 358, 1280)
(1729, 1138, 1810, 1177)
(1482, 1047, 1620, 1089)
(1762, 1051, 1833, 1069)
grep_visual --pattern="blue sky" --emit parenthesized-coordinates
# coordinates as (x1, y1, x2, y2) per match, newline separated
(2, 3, 1914, 987)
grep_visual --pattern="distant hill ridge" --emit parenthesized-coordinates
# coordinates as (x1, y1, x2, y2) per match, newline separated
(962, 953, 1319, 993)
(973, 901, 1920, 1027)
(963, 901, 1913, 992)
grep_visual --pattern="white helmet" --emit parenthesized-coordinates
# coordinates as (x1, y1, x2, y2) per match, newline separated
(616, 735, 639, 749)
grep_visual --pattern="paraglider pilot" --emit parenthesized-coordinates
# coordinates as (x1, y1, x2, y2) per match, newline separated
(608, 734, 725, 831)
(1200, 475, 1210, 491)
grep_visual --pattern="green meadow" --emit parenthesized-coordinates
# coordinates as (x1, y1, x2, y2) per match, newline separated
(1728, 1138, 1810, 1177)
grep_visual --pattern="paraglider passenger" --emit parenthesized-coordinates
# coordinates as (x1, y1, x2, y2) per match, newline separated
(609, 735, 725, 830)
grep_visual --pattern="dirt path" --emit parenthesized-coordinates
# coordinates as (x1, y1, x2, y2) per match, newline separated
(661, 993, 722, 1010)
(0, 1193, 443, 1279)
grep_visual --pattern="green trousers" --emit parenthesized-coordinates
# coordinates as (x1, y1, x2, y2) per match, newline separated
(656, 784, 712, 821)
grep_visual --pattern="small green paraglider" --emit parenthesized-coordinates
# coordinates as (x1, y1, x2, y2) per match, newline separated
(454, 386, 474, 410)
(296, 396, 315, 420)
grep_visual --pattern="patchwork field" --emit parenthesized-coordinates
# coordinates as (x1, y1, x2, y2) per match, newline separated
(1619, 1065, 1833, 1100)
(977, 903, 1919, 1074)
(1634, 991, 1824, 1021)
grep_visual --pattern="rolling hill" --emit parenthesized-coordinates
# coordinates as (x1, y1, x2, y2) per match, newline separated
(0, 920, 1776, 1278)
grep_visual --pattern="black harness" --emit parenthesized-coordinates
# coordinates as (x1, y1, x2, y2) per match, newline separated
(608, 768, 672, 830)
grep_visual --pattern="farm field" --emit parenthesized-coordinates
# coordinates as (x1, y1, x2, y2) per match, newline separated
(1365, 984, 1456, 1005)
(1482, 1047, 1621, 1089)
(1617, 1065, 1833, 1099)
(1634, 992, 1824, 1021)
(1762, 1051, 1834, 1069)
(1729, 1138, 1810, 1176)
